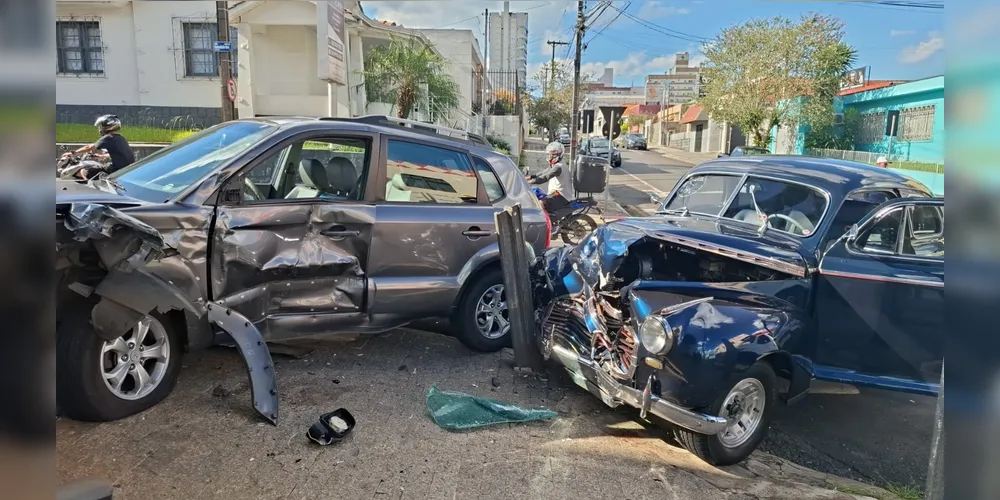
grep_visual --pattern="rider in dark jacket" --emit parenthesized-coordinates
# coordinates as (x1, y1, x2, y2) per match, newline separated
(60, 115, 135, 179)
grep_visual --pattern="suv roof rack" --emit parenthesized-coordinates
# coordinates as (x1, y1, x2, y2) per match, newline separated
(320, 115, 492, 149)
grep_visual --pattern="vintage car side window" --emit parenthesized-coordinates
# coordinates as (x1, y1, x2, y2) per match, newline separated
(663, 174, 742, 215)
(721, 178, 828, 237)
(240, 137, 368, 203)
(853, 207, 904, 254)
(472, 156, 505, 203)
(385, 140, 478, 204)
(901, 205, 944, 258)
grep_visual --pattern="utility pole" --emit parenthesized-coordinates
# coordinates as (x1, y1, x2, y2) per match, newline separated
(568, 1, 585, 171)
(546, 40, 569, 96)
(482, 8, 489, 134)
(216, 1, 235, 122)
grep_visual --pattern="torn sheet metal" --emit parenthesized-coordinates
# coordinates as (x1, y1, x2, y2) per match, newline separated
(426, 386, 558, 431)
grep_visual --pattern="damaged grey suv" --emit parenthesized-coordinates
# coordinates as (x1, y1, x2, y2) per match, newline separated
(56, 116, 549, 422)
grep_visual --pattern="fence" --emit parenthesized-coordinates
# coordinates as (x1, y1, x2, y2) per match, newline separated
(807, 148, 944, 173)
(485, 70, 523, 117)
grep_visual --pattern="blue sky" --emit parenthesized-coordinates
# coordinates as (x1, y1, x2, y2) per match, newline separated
(364, 1, 944, 87)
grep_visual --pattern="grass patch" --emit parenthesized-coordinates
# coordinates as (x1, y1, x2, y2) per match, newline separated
(835, 483, 923, 500)
(56, 123, 198, 144)
(891, 161, 944, 174)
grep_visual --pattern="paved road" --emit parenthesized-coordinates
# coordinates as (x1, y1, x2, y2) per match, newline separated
(608, 149, 693, 213)
(605, 148, 937, 490)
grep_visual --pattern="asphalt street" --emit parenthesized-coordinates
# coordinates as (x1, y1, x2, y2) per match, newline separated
(608, 148, 937, 490)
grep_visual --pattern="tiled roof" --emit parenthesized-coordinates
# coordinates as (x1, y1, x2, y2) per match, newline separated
(623, 104, 660, 116)
(680, 105, 706, 123)
(838, 80, 897, 96)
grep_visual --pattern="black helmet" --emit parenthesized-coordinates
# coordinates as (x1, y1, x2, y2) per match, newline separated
(95, 114, 121, 134)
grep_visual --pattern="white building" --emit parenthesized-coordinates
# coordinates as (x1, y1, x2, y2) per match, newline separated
(645, 52, 702, 106)
(418, 29, 486, 134)
(487, 9, 527, 86)
(55, 0, 486, 132)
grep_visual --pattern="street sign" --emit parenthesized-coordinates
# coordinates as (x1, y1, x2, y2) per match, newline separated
(213, 41, 233, 53)
(226, 78, 237, 103)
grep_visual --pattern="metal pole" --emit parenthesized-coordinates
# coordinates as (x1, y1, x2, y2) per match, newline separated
(607, 110, 614, 207)
(482, 8, 489, 134)
(569, 1, 584, 177)
(216, 1, 235, 122)
(495, 205, 544, 372)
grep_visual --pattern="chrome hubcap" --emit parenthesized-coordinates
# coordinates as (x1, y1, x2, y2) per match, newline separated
(101, 316, 170, 401)
(474, 284, 509, 339)
(718, 378, 766, 448)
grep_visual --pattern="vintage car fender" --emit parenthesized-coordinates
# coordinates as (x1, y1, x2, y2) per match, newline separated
(625, 280, 813, 409)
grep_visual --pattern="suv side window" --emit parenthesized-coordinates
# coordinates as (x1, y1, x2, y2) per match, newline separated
(854, 207, 904, 254)
(239, 136, 369, 202)
(384, 140, 478, 204)
(472, 156, 505, 203)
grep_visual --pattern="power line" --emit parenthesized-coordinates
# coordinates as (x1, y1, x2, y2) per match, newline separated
(586, 1, 629, 44)
(607, 3, 711, 43)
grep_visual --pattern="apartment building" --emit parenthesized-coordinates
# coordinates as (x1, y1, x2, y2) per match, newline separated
(644, 52, 702, 106)
(487, 9, 527, 86)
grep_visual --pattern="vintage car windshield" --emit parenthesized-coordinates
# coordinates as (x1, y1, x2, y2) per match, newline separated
(108, 121, 278, 202)
(663, 174, 828, 237)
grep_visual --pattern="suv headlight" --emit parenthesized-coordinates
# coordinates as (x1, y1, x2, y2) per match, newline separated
(639, 316, 675, 355)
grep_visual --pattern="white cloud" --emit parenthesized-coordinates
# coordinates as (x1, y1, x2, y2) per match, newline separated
(890, 29, 916, 37)
(637, 2, 691, 18)
(527, 51, 696, 85)
(898, 31, 944, 64)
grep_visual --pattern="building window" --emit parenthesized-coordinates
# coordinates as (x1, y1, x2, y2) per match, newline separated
(182, 23, 238, 77)
(56, 21, 104, 75)
(858, 112, 886, 144)
(899, 105, 935, 142)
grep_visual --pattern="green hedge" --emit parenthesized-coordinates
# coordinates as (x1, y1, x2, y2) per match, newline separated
(56, 123, 197, 144)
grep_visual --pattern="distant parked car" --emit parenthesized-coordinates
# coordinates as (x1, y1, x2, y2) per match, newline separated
(579, 137, 622, 168)
(719, 146, 770, 158)
(624, 133, 647, 150)
(558, 133, 572, 146)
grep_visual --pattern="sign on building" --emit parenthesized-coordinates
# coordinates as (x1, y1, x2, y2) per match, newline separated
(840, 67, 868, 91)
(317, 1, 347, 85)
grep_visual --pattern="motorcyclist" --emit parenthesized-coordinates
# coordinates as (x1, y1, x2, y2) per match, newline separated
(526, 141, 575, 212)
(60, 115, 135, 179)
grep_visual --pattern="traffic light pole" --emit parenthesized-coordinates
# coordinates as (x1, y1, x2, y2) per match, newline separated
(569, 1, 584, 175)
(607, 109, 615, 207)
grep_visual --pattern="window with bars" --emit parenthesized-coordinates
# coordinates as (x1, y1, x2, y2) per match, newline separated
(182, 23, 238, 77)
(899, 105, 935, 142)
(857, 112, 886, 144)
(57, 21, 104, 75)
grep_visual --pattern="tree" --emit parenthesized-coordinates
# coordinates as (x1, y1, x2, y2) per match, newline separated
(360, 36, 460, 120)
(526, 61, 591, 141)
(698, 14, 856, 146)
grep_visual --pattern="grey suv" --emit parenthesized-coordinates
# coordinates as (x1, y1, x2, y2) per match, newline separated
(56, 115, 550, 422)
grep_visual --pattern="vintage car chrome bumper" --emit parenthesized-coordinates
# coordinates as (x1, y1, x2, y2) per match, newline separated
(549, 343, 729, 435)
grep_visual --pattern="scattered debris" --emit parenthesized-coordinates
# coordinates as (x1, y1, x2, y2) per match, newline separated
(267, 342, 315, 359)
(398, 364, 407, 371)
(491, 377, 501, 388)
(426, 386, 558, 431)
(307, 409, 357, 446)
(211, 385, 231, 398)
(332, 379, 341, 385)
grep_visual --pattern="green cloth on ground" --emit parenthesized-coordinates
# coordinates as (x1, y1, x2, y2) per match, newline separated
(426, 385, 558, 431)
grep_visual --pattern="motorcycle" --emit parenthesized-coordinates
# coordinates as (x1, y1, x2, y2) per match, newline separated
(57, 151, 109, 180)
(533, 187, 601, 245)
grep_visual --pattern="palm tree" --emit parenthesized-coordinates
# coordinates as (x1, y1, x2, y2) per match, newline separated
(360, 37, 460, 120)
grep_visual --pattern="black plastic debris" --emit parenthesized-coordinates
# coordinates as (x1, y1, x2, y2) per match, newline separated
(426, 386, 558, 431)
(307, 408, 356, 446)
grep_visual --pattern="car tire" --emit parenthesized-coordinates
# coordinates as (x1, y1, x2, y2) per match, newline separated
(673, 361, 778, 466)
(56, 302, 184, 422)
(455, 267, 510, 353)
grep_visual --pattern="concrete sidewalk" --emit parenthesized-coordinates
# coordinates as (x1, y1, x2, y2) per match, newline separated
(57, 329, 898, 500)
(649, 145, 720, 166)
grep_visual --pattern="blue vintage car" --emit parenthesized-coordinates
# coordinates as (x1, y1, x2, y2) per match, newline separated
(532, 156, 944, 465)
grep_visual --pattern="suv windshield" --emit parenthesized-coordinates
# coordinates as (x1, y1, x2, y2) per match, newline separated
(108, 121, 277, 202)
(590, 138, 610, 148)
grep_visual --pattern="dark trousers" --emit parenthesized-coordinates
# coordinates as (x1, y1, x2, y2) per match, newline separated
(542, 193, 570, 213)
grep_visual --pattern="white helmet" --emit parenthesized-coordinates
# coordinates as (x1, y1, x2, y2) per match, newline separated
(875, 156, 888, 164)
(545, 141, 565, 158)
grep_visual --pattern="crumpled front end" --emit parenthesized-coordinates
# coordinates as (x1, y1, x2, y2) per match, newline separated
(56, 202, 279, 424)
(530, 221, 808, 435)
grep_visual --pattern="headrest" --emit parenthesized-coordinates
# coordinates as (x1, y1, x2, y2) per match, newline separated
(326, 157, 358, 190)
(298, 159, 328, 189)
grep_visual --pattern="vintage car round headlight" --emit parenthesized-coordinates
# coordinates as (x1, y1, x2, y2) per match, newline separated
(639, 316, 674, 355)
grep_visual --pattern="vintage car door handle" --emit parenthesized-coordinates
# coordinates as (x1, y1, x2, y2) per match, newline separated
(462, 227, 493, 238)
(321, 226, 360, 238)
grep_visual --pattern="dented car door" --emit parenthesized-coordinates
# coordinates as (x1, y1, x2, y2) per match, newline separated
(210, 132, 379, 340)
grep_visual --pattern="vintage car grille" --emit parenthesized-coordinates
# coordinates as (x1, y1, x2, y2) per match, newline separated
(542, 300, 593, 349)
